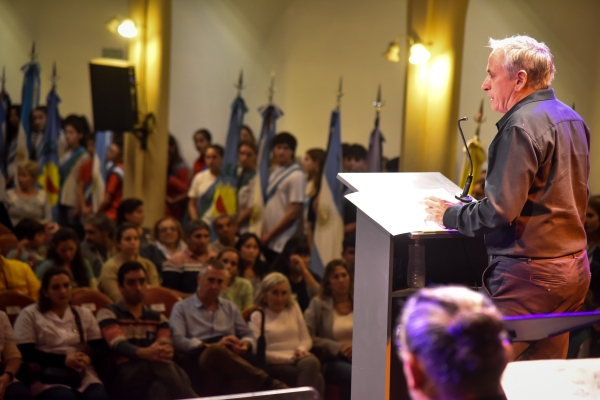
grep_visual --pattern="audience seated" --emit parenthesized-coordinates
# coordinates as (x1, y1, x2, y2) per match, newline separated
(7, 218, 47, 271)
(96, 262, 197, 400)
(14, 267, 109, 400)
(116, 199, 152, 247)
(140, 216, 187, 278)
(162, 220, 215, 295)
(236, 140, 257, 234)
(218, 247, 253, 311)
(0, 253, 40, 300)
(305, 260, 353, 400)
(166, 135, 190, 220)
(81, 214, 116, 278)
(396, 286, 511, 400)
(6, 161, 52, 228)
(36, 228, 97, 290)
(0, 309, 31, 400)
(341, 234, 355, 274)
(97, 141, 124, 222)
(272, 236, 320, 312)
(236, 233, 271, 294)
(99, 223, 160, 302)
(192, 128, 212, 175)
(209, 214, 238, 254)
(170, 259, 286, 396)
(249, 272, 324, 396)
(187, 144, 224, 228)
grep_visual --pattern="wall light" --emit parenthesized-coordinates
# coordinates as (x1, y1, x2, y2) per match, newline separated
(106, 17, 138, 38)
(409, 43, 431, 65)
(382, 35, 432, 65)
(382, 39, 401, 63)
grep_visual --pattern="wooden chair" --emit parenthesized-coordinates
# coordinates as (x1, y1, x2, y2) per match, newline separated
(71, 288, 112, 315)
(0, 292, 35, 325)
(143, 287, 180, 318)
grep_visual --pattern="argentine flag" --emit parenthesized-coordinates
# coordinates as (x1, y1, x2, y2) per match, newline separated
(309, 109, 344, 275)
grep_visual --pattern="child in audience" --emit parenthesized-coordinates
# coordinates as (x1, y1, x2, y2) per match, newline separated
(235, 233, 271, 294)
(192, 128, 212, 175)
(188, 144, 224, 227)
(218, 247, 253, 311)
(237, 140, 257, 233)
(99, 141, 124, 222)
(7, 218, 47, 271)
(117, 198, 151, 247)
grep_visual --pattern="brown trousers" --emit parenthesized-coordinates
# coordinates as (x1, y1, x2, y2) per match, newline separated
(484, 251, 590, 360)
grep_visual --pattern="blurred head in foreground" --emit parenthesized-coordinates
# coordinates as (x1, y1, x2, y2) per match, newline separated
(396, 286, 511, 400)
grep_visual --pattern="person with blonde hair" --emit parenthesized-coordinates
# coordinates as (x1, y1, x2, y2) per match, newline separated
(250, 272, 324, 396)
(6, 160, 52, 226)
(425, 35, 590, 360)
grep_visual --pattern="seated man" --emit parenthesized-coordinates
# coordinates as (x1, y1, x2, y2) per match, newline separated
(162, 220, 216, 295)
(82, 213, 116, 278)
(7, 218, 47, 271)
(396, 286, 511, 400)
(209, 214, 238, 254)
(97, 262, 197, 400)
(170, 258, 286, 396)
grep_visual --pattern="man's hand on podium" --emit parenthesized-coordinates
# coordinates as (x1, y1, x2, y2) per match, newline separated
(422, 196, 454, 227)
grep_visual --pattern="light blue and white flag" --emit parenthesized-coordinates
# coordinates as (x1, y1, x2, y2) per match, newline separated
(367, 118, 384, 172)
(20, 59, 41, 156)
(309, 109, 344, 275)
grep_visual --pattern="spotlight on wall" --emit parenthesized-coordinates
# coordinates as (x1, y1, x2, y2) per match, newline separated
(382, 39, 401, 62)
(106, 17, 138, 38)
(382, 35, 431, 65)
(409, 43, 431, 65)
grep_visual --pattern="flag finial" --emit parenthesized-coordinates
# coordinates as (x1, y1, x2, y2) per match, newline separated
(372, 84, 383, 111)
(30, 42, 37, 61)
(268, 71, 276, 104)
(235, 69, 245, 96)
(336, 76, 344, 110)
(51, 62, 59, 85)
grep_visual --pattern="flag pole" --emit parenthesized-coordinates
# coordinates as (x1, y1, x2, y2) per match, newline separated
(30, 42, 37, 61)
(235, 69, 244, 97)
(336, 76, 343, 111)
(372, 84, 383, 128)
(268, 71, 276, 104)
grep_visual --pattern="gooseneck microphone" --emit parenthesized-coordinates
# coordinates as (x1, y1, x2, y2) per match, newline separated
(455, 117, 474, 203)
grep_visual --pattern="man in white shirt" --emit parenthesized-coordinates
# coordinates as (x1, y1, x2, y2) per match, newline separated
(261, 132, 306, 265)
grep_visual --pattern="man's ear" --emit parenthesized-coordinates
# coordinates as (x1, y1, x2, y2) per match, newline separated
(401, 351, 426, 392)
(514, 70, 528, 91)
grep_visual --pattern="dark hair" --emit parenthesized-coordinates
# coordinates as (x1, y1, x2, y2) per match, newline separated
(587, 197, 600, 237)
(346, 144, 367, 161)
(385, 157, 400, 172)
(217, 246, 240, 261)
(212, 214, 234, 232)
(194, 128, 212, 142)
(117, 198, 144, 225)
(62, 114, 91, 147)
(46, 228, 90, 288)
(153, 216, 184, 244)
(241, 125, 254, 140)
(207, 144, 224, 158)
(235, 233, 270, 279)
(342, 234, 355, 252)
(118, 261, 147, 286)
(83, 213, 116, 238)
(271, 132, 297, 153)
(31, 106, 48, 132)
(115, 222, 140, 244)
(320, 259, 353, 300)
(185, 220, 211, 238)
(306, 148, 326, 193)
(168, 134, 184, 175)
(342, 143, 351, 159)
(13, 218, 45, 241)
(4, 105, 20, 159)
(38, 267, 73, 313)
(238, 139, 257, 154)
(272, 236, 310, 277)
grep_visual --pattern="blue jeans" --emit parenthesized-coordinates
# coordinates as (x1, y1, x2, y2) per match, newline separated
(323, 358, 351, 400)
(34, 383, 108, 400)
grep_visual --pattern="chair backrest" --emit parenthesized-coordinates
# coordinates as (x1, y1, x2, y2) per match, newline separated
(241, 305, 262, 323)
(143, 286, 180, 318)
(71, 288, 112, 315)
(0, 291, 35, 325)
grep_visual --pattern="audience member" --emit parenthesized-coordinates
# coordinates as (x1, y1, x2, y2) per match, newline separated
(3, 104, 21, 188)
(240, 125, 255, 144)
(36, 228, 97, 289)
(7, 218, 47, 270)
(472, 178, 486, 201)
(192, 128, 212, 175)
(162, 220, 215, 295)
(303, 148, 325, 251)
(586, 196, 600, 298)
(116, 198, 151, 247)
(188, 144, 224, 225)
(218, 247, 253, 311)
(341, 143, 351, 173)
(261, 133, 306, 265)
(81, 214, 116, 278)
(170, 259, 285, 396)
(342, 144, 367, 235)
(96, 262, 197, 400)
(76, 135, 95, 219)
(166, 134, 189, 220)
(305, 260, 353, 400)
(0, 175, 12, 230)
(237, 140, 257, 233)
(396, 286, 511, 400)
(58, 115, 90, 229)
(14, 267, 109, 400)
(385, 156, 400, 172)
(273, 237, 320, 312)
(341, 234, 356, 274)
(0, 252, 40, 300)
(236, 233, 270, 294)
(99, 223, 160, 302)
(29, 106, 47, 162)
(250, 272, 324, 396)
(209, 214, 238, 254)
(6, 160, 52, 226)
(0, 310, 31, 400)
(140, 216, 186, 278)
(98, 141, 124, 222)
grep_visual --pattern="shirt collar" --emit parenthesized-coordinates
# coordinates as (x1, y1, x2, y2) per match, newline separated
(496, 88, 556, 130)
(114, 300, 149, 316)
(193, 294, 222, 310)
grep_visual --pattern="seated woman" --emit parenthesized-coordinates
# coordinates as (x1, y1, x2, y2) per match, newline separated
(217, 247, 253, 311)
(0, 310, 32, 400)
(117, 199, 152, 247)
(235, 233, 270, 294)
(99, 223, 160, 302)
(6, 161, 52, 227)
(7, 218, 47, 271)
(36, 228, 97, 289)
(140, 216, 187, 278)
(272, 237, 320, 312)
(249, 272, 324, 397)
(14, 268, 109, 400)
(304, 260, 353, 400)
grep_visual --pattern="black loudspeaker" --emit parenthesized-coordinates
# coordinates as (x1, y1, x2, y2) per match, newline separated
(89, 59, 138, 131)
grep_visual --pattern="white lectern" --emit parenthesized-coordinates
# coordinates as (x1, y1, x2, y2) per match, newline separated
(338, 172, 489, 400)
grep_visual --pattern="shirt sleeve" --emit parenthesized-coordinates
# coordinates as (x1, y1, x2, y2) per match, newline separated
(304, 298, 342, 357)
(232, 304, 255, 347)
(99, 261, 123, 302)
(443, 125, 538, 236)
(169, 301, 202, 352)
(294, 303, 312, 351)
(96, 307, 138, 359)
(168, 166, 190, 194)
(80, 307, 102, 341)
(13, 307, 37, 345)
(287, 171, 306, 204)
(248, 311, 262, 354)
(105, 172, 121, 196)
(0, 312, 21, 362)
(187, 173, 201, 198)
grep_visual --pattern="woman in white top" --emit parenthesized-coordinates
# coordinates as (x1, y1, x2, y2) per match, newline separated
(14, 267, 109, 400)
(187, 144, 223, 225)
(249, 272, 324, 397)
(304, 260, 353, 400)
(6, 160, 52, 226)
(0, 310, 31, 400)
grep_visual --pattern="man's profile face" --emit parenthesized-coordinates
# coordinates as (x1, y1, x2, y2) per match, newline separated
(215, 217, 235, 244)
(197, 267, 228, 301)
(481, 51, 518, 114)
(84, 224, 101, 247)
(274, 143, 294, 165)
(119, 269, 148, 305)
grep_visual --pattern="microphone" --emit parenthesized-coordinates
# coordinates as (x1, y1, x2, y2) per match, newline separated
(455, 117, 474, 203)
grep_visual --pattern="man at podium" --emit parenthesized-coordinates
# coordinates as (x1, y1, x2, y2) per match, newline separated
(425, 35, 590, 361)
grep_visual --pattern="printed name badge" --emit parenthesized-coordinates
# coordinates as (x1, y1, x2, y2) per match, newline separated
(150, 303, 166, 312)
(5, 306, 21, 315)
(82, 303, 97, 311)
